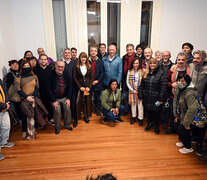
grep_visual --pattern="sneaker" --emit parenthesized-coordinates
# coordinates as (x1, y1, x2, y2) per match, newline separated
(176, 142, 184, 147)
(48, 119, 55, 126)
(196, 144, 204, 156)
(0, 142, 15, 148)
(0, 152, 4, 160)
(102, 117, 108, 124)
(96, 111, 102, 117)
(115, 118, 123, 123)
(179, 147, 193, 154)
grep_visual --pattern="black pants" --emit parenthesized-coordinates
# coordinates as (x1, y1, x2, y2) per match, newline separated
(148, 109, 161, 129)
(178, 124, 191, 149)
(40, 94, 53, 120)
(71, 89, 78, 120)
(192, 125, 207, 144)
(94, 90, 101, 112)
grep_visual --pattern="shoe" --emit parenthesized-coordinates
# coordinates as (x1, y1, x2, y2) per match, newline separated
(115, 117, 123, 123)
(165, 129, 175, 135)
(199, 153, 207, 161)
(27, 136, 35, 140)
(22, 132, 27, 139)
(48, 119, 55, 126)
(139, 119, 143, 126)
(0, 142, 15, 148)
(73, 119, 78, 128)
(191, 136, 198, 144)
(176, 142, 184, 147)
(96, 111, 102, 117)
(196, 143, 204, 156)
(120, 112, 128, 117)
(179, 147, 193, 154)
(145, 123, 153, 131)
(154, 127, 160, 135)
(130, 117, 136, 125)
(102, 117, 108, 124)
(84, 116, 90, 123)
(0, 152, 4, 160)
(65, 126, 73, 131)
(55, 128, 60, 135)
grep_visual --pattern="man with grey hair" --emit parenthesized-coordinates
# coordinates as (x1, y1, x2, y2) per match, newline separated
(155, 50, 162, 62)
(48, 60, 73, 134)
(37, 47, 54, 64)
(142, 47, 153, 69)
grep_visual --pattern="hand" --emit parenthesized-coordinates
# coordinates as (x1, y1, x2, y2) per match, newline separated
(27, 96, 34, 102)
(172, 82, 178, 88)
(115, 108, 119, 115)
(174, 117, 179, 123)
(53, 101, 59, 109)
(185, 126, 191, 130)
(85, 87, 90, 92)
(112, 108, 116, 113)
(92, 80, 99, 85)
(138, 99, 143, 104)
(2, 102, 10, 112)
(65, 99, 70, 107)
(133, 90, 138, 95)
(159, 101, 164, 105)
(80, 87, 85, 91)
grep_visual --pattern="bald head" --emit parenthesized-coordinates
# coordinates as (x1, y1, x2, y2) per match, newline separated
(108, 45, 117, 58)
(144, 48, 153, 60)
(162, 51, 171, 64)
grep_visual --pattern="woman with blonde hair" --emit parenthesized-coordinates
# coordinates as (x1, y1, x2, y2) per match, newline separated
(73, 52, 93, 125)
(126, 57, 144, 126)
(138, 58, 168, 134)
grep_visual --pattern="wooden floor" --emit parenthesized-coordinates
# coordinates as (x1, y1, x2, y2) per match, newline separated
(0, 114, 207, 180)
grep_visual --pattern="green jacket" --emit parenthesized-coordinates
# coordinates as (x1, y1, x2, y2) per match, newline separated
(173, 86, 198, 127)
(101, 89, 121, 111)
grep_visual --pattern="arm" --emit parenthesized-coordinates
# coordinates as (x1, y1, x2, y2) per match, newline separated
(101, 90, 111, 111)
(173, 88, 179, 118)
(116, 90, 121, 108)
(138, 79, 144, 100)
(126, 71, 134, 92)
(117, 58, 123, 85)
(158, 72, 168, 102)
(73, 67, 82, 89)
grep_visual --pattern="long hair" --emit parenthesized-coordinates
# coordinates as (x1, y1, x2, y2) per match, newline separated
(144, 58, 159, 78)
(19, 60, 34, 76)
(129, 57, 142, 70)
(76, 52, 91, 69)
(108, 78, 118, 95)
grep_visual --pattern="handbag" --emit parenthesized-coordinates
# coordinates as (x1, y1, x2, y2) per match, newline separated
(192, 95, 207, 128)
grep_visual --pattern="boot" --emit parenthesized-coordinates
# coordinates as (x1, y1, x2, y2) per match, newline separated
(73, 118, 78, 128)
(155, 127, 160, 135)
(130, 117, 136, 125)
(84, 116, 90, 123)
(145, 121, 153, 131)
(139, 119, 143, 126)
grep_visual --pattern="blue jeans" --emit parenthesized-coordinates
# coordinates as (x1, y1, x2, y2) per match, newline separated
(101, 105, 125, 121)
(0, 111, 11, 145)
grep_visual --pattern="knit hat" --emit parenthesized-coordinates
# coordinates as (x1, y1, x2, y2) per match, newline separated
(184, 74, 191, 86)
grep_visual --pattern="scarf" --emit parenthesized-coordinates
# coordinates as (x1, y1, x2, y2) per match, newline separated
(124, 52, 135, 76)
(0, 85, 5, 103)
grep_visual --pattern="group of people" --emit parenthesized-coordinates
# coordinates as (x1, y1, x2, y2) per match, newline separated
(0, 42, 207, 161)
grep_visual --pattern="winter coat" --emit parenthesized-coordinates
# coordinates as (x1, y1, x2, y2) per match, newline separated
(138, 66, 168, 111)
(0, 79, 9, 112)
(102, 53, 122, 86)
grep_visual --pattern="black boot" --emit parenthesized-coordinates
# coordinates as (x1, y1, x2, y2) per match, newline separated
(73, 118, 78, 128)
(145, 122, 153, 131)
(139, 119, 143, 126)
(84, 116, 90, 123)
(155, 127, 160, 135)
(130, 117, 136, 125)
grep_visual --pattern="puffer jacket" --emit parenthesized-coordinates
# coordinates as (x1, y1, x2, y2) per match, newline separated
(138, 66, 168, 111)
(102, 53, 122, 86)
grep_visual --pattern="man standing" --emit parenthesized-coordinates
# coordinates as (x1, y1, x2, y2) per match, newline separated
(37, 47, 54, 64)
(142, 47, 153, 69)
(182, 42, 194, 64)
(89, 46, 104, 117)
(36, 54, 54, 126)
(48, 60, 73, 134)
(71, 47, 78, 62)
(102, 45, 122, 88)
(62, 48, 78, 128)
(0, 78, 14, 160)
(98, 43, 107, 59)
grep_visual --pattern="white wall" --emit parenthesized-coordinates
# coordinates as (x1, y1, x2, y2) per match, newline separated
(0, 0, 46, 78)
(159, 0, 207, 61)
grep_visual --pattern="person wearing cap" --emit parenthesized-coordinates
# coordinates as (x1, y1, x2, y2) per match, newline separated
(173, 74, 205, 155)
(182, 42, 194, 64)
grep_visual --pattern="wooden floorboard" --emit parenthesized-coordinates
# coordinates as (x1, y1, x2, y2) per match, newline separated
(0, 114, 207, 180)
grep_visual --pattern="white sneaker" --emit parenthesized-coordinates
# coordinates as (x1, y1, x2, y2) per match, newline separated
(176, 142, 184, 147)
(179, 147, 193, 154)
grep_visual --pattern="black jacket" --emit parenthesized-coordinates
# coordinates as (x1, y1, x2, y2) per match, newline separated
(0, 79, 9, 112)
(138, 66, 168, 111)
(47, 70, 72, 102)
(159, 60, 174, 74)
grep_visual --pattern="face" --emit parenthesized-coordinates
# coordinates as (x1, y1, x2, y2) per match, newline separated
(90, 48, 98, 58)
(63, 50, 71, 60)
(136, 47, 143, 55)
(126, 46, 134, 56)
(29, 59, 37, 68)
(133, 60, 139, 70)
(71, 49, 77, 59)
(162, 51, 171, 63)
(178, 77, 185, 83)
(182, 45, 192, 55)
(37, 48, 45, 56)
(108, 45, 116, 57)
(25, 52, 32, 59)
(10, 62, 19, 71)
(110, 81, 117, 91)
(193, 53, 203, 66)
(80, 56, 87, 65)
(23, 63, 30, 68)
(155, 52, 162, 61)
(55, 61, 65, 74)
(177, 55, 187, 67)
(39, 55, 48, 67)
(99, 45, 106, 54)
(149, 61, 157, 71)
(144, 48, 153, 60)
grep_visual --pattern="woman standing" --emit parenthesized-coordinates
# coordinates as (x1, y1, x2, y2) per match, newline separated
(138, 58, 168, 134)
(73, 52, 93, 124)
(126, 57, 144, 126)
(15, 61, 39, 139)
